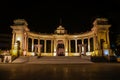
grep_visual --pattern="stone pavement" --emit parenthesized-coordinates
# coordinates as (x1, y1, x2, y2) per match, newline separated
(12, 56, 93, 64)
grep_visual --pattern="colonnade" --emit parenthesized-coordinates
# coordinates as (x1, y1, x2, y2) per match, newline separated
(10, 18, 111, 56)
(24, 35, 95, 56)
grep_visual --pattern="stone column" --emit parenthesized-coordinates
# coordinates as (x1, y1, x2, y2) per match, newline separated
(23, 33, 27, 56)
(21, 32, 24, 52)
(107, 31, 110, 48)
(40, 45, 41, 56)
(24, 33, 27, 50)
(51, 40, 53, 53)
(44, 40, 46, 53)
(75, 39, 77, 53)
(84, 44, 87, 55)
(65, 39, 68, 56)
(69, 40, 71, 53)
(78, 44, 82, 56)
(54, 39, 56, 56)
(38, 45, 42, 56)
(38, 39, 40, 53)
(26, 36, 28, 52)
(80, 45, 82, 55)
(88, 37, 90, 52)
(32, 38, 34, 52)
(82, 38, 84, 44)
(82, 38, 84, 53)
(93, 36, 96, 50)
(12, 32, 15, 49)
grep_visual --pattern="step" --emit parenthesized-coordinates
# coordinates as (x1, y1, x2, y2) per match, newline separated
(12, 56, 92, 64)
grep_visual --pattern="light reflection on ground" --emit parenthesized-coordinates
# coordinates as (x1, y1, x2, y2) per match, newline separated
(0, 63, 120, 80)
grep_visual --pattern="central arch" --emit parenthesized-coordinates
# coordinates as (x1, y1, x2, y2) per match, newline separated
(56, 40, 65, 56)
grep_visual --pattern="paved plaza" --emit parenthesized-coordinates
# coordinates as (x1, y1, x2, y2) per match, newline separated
(0, 56, 120, 80)
(0, 63, 120, 80)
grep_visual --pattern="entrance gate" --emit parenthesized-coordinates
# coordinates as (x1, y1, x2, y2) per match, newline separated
(56, 40, 65, 56)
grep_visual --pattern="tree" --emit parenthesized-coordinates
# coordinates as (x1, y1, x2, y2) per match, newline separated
(115, 34, 120, 56)
(116, 34, 120, 46)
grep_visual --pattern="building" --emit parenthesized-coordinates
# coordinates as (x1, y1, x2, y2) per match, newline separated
(10, 18, 112, 56)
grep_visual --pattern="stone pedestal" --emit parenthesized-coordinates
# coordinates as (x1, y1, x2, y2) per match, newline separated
(4, 56, 12, 63)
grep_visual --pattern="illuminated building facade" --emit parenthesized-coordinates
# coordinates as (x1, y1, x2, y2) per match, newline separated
(10, 18, 112, 56)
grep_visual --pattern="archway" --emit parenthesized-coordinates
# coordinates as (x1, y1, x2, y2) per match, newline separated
(56, 40, 65, 56)
(16, 40, 20, 56)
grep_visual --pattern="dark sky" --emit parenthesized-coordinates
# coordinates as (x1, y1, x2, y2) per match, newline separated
(0, 0, 120, 34)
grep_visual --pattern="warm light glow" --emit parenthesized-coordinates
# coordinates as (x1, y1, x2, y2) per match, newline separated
(65, 52, 68, 56)
(65, 49, 67, 52)
(12, 50, 17, 56)
(86, 52, 91, 56)
(31, 52, 35, 56)
(91, 51, 95, 56)
(14, 43, 18, 49)
(68, 53, 80, 56)
(17, 37, 21, 41)
(74, 36, 77, 38)
(54, 52, 56, 56)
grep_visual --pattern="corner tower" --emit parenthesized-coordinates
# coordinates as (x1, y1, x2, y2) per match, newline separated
(92, 18, 112, 56)
(10, 19, 29, 56)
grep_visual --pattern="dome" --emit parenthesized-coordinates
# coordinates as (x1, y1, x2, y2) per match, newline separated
(54, 25, 67, 34)
(57, 25, 65, 30)
(13, 19, 28, 26)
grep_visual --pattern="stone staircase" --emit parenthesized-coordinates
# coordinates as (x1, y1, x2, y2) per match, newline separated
(12, 56, 93, 64)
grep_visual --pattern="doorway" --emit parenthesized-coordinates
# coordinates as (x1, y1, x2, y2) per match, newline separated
(56, 40, 65, 56)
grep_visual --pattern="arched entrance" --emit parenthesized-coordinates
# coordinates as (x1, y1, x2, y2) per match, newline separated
(56, 40, 65, 56)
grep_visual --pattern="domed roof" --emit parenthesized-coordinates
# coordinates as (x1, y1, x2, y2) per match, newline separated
(54, 25, 67, 34)
(57, 25, 65, 30)
(13, 19, 28, 26)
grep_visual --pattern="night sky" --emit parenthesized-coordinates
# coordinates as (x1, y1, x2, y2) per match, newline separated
(0, 0, 120, 35)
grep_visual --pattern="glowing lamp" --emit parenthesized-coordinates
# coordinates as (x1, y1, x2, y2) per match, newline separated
(104, 49, 109, 56)
(17, 37, 21, 41)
